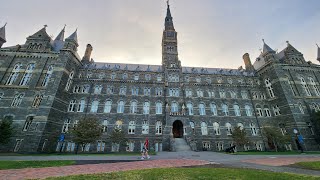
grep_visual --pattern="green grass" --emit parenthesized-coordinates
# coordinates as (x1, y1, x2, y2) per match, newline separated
(0, 151, 156, 156)
(295, 161, 320, 170)
(45, 167, 320, 180)
(0, 160, 76, 170)
(230, 151, 320, 155)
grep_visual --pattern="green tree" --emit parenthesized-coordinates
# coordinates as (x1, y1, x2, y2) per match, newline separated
(262, 126, 291, 152)
(109, 128, 128, 152)
(231, 126, 250, 149)
(71, 117, 102, 154)
(0, 116, 14, 144)
(310, 111, 320, 144)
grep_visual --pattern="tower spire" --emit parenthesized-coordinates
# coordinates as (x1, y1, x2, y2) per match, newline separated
(317, 43, 320, 62)
(165, 0, 174, 30)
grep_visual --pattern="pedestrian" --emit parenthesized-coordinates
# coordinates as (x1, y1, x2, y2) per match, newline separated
(141, 138, 150, 160)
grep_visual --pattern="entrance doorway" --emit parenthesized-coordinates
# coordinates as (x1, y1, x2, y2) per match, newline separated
(172, 120, 183, 138)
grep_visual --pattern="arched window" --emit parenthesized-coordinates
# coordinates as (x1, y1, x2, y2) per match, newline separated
(41, 65, 54, 87)
(94, 85, 102, 94)
(233, 104, 241, 116)
(62, 119, 71, 133)
(265, 78, 275, 98)
(213, 122, 220, 135)
(19, 63, 35, 86)
(156, 102, 162, 114)
(32, 94, 43, 108)
(143, 101, 150, 114)
(122, 73, 128, 80)
(130, 101, 137, 114)
(111, 72, 116, 80)
(90, 100, 99, 113)
(219, 89, 226, 98)
(197, 89, 203, 97)
(298, 103, 304, 114)
(237, 123, 244, 130)
(309, 77, 320, 96)
(225, 123, 232, 135)
(190, 121, 195, 133)
(199, 103, 206, 115)
(241, 91, 248, 99)
(210, 103, 217, 116)
(273, 105, 281, 116)
(102, 120, 108, 133)
(201, 122, 208, 135)
(256, 105, 263, 116)
(6, 63, 22, 85)
(300, 77, 311, 96)
(142, 120, 149, 134)
(155, 121, 162, 134)
(11, 93, 24, 107)
(264, 105, 271, 117)
(104, 100, 112, 113)
(187, 102, 193, 115)
(77, 99, 86, 112)
(119, 86, 127, 95)
(250, 123, 257, 136)
(245, 105, 252, 116)
(171, 102, 178, 112)
(230, 91, 237, 99)
(117, 100, 125, 113)
(128, 121, 135, 134)
(68, 99, 77, 112)
(131, 86, 139, 95)
(65, 71, 74, 91)
(222, 104, 229, 116)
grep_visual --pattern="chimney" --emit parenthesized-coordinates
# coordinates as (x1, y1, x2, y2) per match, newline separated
(242, 53, 254, 71)
(82, 44, 93, 63)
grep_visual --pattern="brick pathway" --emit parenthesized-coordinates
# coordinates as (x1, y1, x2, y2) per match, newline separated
(242, 157, 320, 166)
(0, 159, 209, 180)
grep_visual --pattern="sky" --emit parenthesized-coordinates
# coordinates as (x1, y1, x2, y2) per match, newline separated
(1, 0, 320, 69)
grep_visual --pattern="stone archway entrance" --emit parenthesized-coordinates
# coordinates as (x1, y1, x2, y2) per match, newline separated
(172, 120, 183, 138)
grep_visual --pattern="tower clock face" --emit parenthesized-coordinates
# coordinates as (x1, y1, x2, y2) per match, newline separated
(166, 31, 174, 37)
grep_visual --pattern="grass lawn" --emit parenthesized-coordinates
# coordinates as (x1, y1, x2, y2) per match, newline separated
(0, 152, 156, 156)
(0, 160, 75, 170)
(294, 161, 320, 170)
(45, 167, 320, 180)
(230, 151, 320, 155)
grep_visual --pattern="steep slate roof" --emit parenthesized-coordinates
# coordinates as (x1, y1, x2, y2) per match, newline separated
(65, 29, 78, 44)
(0, 23, 6, 41)
(262, 39, 275, 54)
(27, 26, 51, 40)
(85, 62, 254, 76)
(52, 26, 65, 52)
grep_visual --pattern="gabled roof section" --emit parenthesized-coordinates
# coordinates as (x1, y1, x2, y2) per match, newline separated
(27, 25, 51, 40)
(65, 29, 78, 45)
(262, 39, 275, 54)
(54, 25, 65, 41)
(0, 23, 7, 41)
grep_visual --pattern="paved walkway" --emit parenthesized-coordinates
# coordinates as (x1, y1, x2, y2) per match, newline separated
(0, 159, 209, 180)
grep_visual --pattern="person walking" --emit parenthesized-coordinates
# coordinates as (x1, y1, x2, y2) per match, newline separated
(141, 138, 150, 160)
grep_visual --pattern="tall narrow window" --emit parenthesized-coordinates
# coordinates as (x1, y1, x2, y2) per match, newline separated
(155, 88, 163, 96)
(107, 86, 114, 94)
(93, 85, 102, 94)
(201, 122, 208, 135)
(13, 139, 23, 152)
(68, 100, 77, 112)
(309, 77, 320, 96)
(213, 122, 220, 135)
(187, 103, 193, 115)
(22, 116, 34, 131)
(219, 89, 226, 98)
(171, 102, 178, 112)
(6, 63, 22, 85)
(245, 105, 252, 116)
(190, 121, 195, 133)
(185, 89, 192, 97)
(210, 103, 217, 116)
(199, 103, 206, 115)
(155, 121, 162, 135)
(97, 141, 105, 152)
(298, 103, 304, 114)
(32, 94, 43, 108)
(142, 120, 149, 134)
(19, 63, 35, 86)
(264, 106, 271, 117)
(104, 100, 112, 113)
(131, 87, 139, 95)
(256, 105, 263, 116)
(119, 86, 127, 95)
(62, 119, 71, 133)
(77, 99, 86, 112)
(226, 123, 232, 135)
(130, 101, 138, 114)
(250, 123, 257, 136)
(265, 78, 275, 98)
(241, 91, 248, 99)
(65, 71, 74, 91)
(300, 77, 311, 96)
(197, 90, 203, 97)
(143, 101, 150, 114)
(11, 93, 24, 107)
(117, 100, 125, 113)
(233, 104, 241, 116)
(41, 65, 54, 87)
(144, 87, 151, 96)
(156, 102, 162, 114)
(128, 121, 135, 134)
(273, 105, 281, 116)
(102, 120, 108, 133)
(222, 104, 229, 116)
(90, 100, 99, 113)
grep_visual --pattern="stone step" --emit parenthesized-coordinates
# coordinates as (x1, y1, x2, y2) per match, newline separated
(174, 138, 191, 152)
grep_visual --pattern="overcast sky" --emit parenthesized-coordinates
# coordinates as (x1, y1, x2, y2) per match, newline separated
(1, 0, 320, 68)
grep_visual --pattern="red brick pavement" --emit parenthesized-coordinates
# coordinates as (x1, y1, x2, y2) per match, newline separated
(242, 157, 320, 166)
(0, 159, 209, 180)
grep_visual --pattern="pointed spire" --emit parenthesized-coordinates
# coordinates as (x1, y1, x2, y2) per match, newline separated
(66, 28, 78, 44)
(0, 23, 7, 42)
(262, 39, 275, 54)
(28, 26, 51, 40)
(164, 0, 174, 30)
(166, 0, 172, 18)
(317, 43, 320, 61)
(54, 25, 65, 41)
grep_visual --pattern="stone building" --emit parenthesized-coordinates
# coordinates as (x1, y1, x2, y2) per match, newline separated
(0, 3, 320, 153)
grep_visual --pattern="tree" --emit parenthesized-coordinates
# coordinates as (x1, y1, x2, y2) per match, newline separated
(71, 117, 102, 154)
(231, 126, 250, 149)
(310, 111, 320, 144)
(262, 126, 291, 152)
(0, 116, 14, 144)
(109, 128, 128, 152)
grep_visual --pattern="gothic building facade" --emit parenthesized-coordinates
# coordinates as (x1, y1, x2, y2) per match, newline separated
(0, 4, 320, 153)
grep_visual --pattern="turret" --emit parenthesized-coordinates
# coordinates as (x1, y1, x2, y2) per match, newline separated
(242, 53, 255, 71)
(0, 23, 6, 48)
(52, 25, 65, 52)
(63, 29, 78, 52)
(81, 44, 93, 64)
